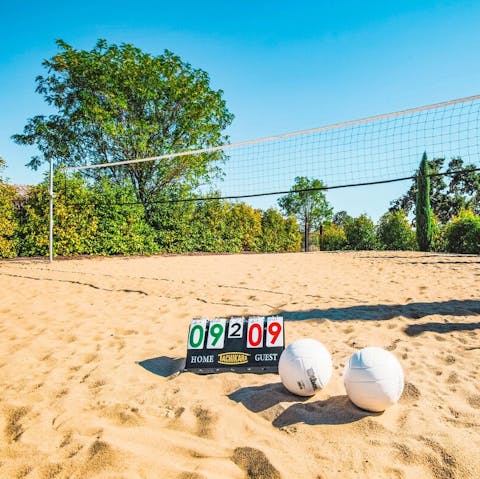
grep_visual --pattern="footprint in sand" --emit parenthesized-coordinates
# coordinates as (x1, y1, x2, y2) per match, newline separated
(402, 382, 421, 402)
(78, 439, 116, 476)
(467, 394, 480, 409)
(232, 447, 281, 479)
(420, 437, 458, 479)
(193, 405, 216, 438)
(3, 405, 29, 443)
(100, 403, 143, 426)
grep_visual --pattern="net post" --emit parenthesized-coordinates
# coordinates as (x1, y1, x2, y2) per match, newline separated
(49, 157, 54, 263)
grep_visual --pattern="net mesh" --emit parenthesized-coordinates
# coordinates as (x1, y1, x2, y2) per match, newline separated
(64, 95, 480, 202)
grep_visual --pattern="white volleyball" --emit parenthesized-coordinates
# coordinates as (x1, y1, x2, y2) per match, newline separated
(279, 339, 333, 396)
(343, 347, 404, 412)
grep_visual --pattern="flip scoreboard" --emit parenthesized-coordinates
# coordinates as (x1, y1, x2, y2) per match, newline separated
(184, 316, 285, 374)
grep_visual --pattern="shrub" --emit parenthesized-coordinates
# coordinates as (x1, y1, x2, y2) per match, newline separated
(376, 210, 416, 250)
(320, 223, 348, 251)
(344, 214, 379, 250)
(260, 209, 301, 252)
(0, 183, 19, 258)
(224, 203, 262, 252)
(190, 199, 230, 252)
(443, 209, 480, 254)
(18, 173, 97, 256)
(19, 173, 159, 257)
(90, 178, 158, 255)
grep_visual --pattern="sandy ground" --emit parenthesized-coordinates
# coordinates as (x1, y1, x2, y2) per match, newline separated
(0, 251, 479, 479)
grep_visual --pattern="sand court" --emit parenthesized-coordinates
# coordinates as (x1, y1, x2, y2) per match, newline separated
(0, 251, 479, 478)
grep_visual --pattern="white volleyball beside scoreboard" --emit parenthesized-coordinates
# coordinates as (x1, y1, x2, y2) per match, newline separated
(279, 338, 333, 396)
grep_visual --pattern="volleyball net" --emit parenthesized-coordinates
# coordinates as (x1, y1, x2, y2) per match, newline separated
(63, 94, 480, 204)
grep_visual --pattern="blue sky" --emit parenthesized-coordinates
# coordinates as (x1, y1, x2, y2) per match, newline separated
(1, 0, 480, 219)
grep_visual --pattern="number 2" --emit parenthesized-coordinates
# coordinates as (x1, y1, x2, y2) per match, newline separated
(228, 317, 244, 338)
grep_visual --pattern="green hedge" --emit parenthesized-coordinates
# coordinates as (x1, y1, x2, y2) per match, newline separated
(17, 173, 158, 257)
(1, 173, 302, 258)
(8, 175, 478, 257)
(443, 209, 480, 254)
(0, 182, 19, 258)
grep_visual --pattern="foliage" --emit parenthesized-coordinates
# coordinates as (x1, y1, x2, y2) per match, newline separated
(146, 186, 199, 253)
(191, 199, 230, 253)
(259, 209, 301, 252)
(344, 214, 379, 250)
(224, 203, 262, 252)
(278, 176, 333, 250)
(416, 152, 433, 252)
(0, 179, 19, 258)
(443, 209, 480, 254)
(319, 223, 348, 251)
(89, 178, 158, 255)
(12, 39, 234, 210)
(376, 210, 416, 251)
(18, 173, 159, 257)
(390, 156, 480, 223)
(19, 173, 97, 256)
(332, 210, 352, 226)
(151, 200, 301, 254)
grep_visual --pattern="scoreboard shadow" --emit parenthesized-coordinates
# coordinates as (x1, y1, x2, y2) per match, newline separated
(137, 356, 186, 377)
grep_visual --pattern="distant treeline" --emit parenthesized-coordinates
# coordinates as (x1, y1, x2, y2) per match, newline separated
(1, 172, 479, 258)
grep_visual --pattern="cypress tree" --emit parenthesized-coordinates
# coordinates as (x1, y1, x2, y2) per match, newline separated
(416, 152, 433, 251)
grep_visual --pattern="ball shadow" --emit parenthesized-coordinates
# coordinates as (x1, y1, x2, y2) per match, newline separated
(228, 382, 309, 413)
(229, 383, 379, 427)
(272, 395, 380, 427)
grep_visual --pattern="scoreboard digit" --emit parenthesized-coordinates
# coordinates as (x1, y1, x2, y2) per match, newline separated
(184, 316, 285, 374)
(187, 318, 207, 349)
(266, 316, 284, 347)
(206, 318, 226, 349)
(247, 316, 264, 348)
(228, 317, 244, 339)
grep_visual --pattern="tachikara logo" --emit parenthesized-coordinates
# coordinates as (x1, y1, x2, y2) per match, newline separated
(218, 352, 250, 365)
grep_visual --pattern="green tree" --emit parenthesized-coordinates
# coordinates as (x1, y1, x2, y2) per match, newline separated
(332, 210, 352, 227)
(277, 176, 333, 252)
(190, 199, 230, 253)
(148, 186, 199, 253)
(344, 214, 379, 250)
(13, 39, 234, 212)
(376, 210, 416, 251)
(416, 152, 433, 251)
(390, 156, 480, 223)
